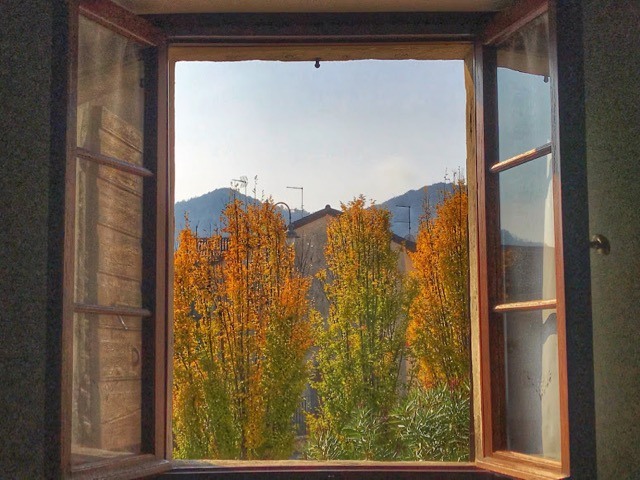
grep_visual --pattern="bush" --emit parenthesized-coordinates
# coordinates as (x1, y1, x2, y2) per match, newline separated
(305, 382, 470, 461)
(391, 381, 471, 461)
(305, 408, 399, 460)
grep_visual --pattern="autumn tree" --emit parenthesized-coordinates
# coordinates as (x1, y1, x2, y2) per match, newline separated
(173, 199, 315, 459)
(173, 222, 219, 458)
(308, 197, 412, 459)
(407, 180, 469, 387)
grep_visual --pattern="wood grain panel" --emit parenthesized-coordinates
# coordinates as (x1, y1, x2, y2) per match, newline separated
(98, 379, 142, 429)
(98, 323, 142, 380)
(98, 129, 143, 166)
(97, 321, 142, 453)
(97, 177, 143, 238)
(97, 163, 143, 195)
(99, 405, 141, 452)
(95, 106, 143, 153)
(97, 272, 142, 308)
(97, 224, 143, 281)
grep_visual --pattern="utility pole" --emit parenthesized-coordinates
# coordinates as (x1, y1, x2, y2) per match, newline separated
(395, 204, 411, 239)
(287, 186, 304, 220)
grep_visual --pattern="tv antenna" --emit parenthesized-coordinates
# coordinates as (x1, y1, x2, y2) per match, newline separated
(232, 176, 248, 199)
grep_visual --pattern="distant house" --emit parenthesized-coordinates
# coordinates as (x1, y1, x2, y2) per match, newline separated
(291, 204, 416, 319)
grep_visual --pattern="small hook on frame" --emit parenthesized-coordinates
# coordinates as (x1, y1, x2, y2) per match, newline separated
(590, 234, 611, 255)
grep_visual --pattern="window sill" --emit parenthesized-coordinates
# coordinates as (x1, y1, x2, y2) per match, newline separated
(70, 455, 170, 480)
(477, 454, 567, 480)
(159, 460, 510, 479)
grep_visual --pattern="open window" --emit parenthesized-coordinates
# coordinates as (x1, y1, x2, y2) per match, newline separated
(60, 0, 579, 478)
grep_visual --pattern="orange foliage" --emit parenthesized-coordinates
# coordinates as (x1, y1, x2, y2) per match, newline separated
(407, 182, 470, 387)
(173, 199, 314, 459)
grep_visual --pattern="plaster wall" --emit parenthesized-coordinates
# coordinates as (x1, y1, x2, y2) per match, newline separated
(0, 1, 60, 477)
(583, 2, 640, 479)
(293, 215, 332, 318)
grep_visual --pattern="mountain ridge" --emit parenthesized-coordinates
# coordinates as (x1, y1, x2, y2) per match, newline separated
(174, 183, 454, 240)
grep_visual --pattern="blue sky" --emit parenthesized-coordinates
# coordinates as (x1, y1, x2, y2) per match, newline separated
(174, 59, 467, 213)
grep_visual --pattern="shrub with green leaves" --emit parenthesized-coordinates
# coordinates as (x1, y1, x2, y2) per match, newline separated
(306, 382, 470, 461)
(305, 407, 398, 460)
(391, 382, 470, 461)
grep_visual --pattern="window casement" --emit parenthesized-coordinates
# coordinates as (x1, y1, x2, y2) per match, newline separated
(59, 0, 587, 479)
(61, 1, 170, 478)
(475, 1, 570, 478)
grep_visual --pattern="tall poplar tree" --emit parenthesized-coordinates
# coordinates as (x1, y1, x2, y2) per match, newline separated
(407, 181, 469, 387)
(309, 197, 411, 458)
(173, 199, 315, 459)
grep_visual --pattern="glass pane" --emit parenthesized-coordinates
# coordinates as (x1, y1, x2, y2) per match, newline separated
(497, 13, 551, 161)
(499, 155, 555, 302)
(504, 309, 560, 460)
(72, 314, 142, 464)
(77, 16, 145, 162)
(75, 158, 143, 308)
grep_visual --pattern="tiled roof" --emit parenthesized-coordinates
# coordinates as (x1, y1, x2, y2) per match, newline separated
(290, 204, 341, 229)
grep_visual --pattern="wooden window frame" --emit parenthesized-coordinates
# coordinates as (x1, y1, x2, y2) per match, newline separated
(150, 7, 489, 479)
(474, 2, 573, 479)
(61, 1, 170, 478)
(163, 41, 486, 479)
(57, 1, 597, 479)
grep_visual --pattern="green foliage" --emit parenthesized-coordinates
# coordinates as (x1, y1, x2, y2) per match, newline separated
(305, 383, 470, 461)
(305, 407, 398, 460)
(308, 196, 413, 459)
(391, 382, 471, 461)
